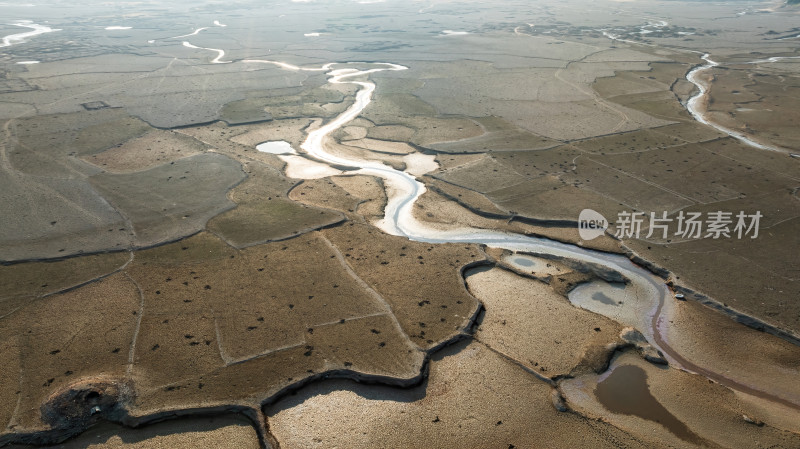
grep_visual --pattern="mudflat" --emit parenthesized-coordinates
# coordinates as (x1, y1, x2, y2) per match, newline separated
(1, 0, 799, 448)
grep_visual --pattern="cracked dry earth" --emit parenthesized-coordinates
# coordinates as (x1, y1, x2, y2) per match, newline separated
(0, 103, 494, 446)
(0, 206, 489, 446)
(3, 1, 800, 447)
(0, 105, 693, 448)
(5, 124, 799, 449)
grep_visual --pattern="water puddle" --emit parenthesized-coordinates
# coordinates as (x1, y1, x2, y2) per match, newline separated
(502, 254, 565, 276)
(569, 281, 628, 308)
(591, 291, 618, 306)
(514, 257, 533, 267)
(595, 365, 705, 445)
(567, 280, 658, 337)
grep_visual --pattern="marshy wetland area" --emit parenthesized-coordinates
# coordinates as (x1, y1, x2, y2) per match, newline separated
(1, 0, 800, 447)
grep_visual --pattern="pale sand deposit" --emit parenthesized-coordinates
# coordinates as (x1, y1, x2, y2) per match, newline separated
(256, 141, 297, 155)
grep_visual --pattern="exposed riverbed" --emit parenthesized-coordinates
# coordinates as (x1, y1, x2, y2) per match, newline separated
(245, 57, 800, 412)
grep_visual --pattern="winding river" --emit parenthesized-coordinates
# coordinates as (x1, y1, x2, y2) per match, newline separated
(685, 53, 800, 153)
(600, 20, 798, 155)
(182, 41, 229, 64)
(236, 58, 799, 409)
(0, 20, 56, 48)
